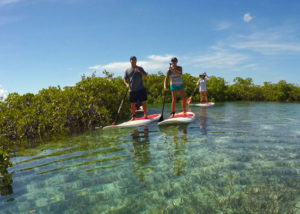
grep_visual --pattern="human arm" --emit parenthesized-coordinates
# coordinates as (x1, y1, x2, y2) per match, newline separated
(123, 77, 130, 88)
(135, 66, 147, 78)
(164, 71, 170, 91)
(204, 72, 209, 79)
(123, 70, 131, 88)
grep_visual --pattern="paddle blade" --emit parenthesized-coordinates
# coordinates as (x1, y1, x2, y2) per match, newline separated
(158, 115, 163, 122)
(186, 96, 192, 104)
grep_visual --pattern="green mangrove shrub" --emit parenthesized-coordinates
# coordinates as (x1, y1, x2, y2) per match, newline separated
(0, 150, 13, 196)
(0, 73, 130, 146)
(1, 71, 300, 148)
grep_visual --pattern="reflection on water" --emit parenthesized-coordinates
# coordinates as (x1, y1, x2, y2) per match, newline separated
(131, 127, 151, 184)
(199, 108, 208, 135)
(159, 125, 188, 176)
(0, 172, 13, 198)
(1, 102, 300, 213)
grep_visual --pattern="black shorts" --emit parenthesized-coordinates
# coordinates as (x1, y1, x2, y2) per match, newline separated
(129, 88, 147, 103)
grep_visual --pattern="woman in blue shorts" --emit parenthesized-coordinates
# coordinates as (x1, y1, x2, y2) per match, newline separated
(164, 57, 186, 117)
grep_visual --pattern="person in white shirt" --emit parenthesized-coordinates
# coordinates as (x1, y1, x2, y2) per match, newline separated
(196, 72, 209, 103)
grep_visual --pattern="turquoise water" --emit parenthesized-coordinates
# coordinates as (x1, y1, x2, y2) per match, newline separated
(1, 102, 300, 213)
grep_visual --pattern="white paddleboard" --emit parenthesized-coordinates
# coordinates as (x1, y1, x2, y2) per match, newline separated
(103, 114, 161, 129)
(190, 102, 215, 107)
(158, 112, 195, 126)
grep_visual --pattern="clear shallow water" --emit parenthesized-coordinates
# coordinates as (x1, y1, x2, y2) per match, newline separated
(1, 102, 300, 213)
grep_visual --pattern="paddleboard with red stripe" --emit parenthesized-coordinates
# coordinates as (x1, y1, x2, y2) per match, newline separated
(103, 114, 161, 129)
(158, 112, 195, 126)
(190, 102, 215, 107)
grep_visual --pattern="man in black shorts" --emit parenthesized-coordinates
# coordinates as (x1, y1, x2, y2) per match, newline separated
(123, 56, 148, 120)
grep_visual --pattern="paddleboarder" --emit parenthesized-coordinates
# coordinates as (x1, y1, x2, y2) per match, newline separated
(164, 57, 186, 117)
(196, 72, 209, 103)
(124, 56, 148, 121)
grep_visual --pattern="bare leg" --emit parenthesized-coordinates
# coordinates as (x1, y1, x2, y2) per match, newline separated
(142, 101, 147, 118)
(179, 90, 186, 114)
(200, 92, 203, 103)
(171, 91, 177, 116)
(203, 91, 208, 103)
(199, 92, 201, 103)
(130, 103, 136, 120)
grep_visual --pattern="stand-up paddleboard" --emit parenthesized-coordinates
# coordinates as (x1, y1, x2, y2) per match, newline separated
(158, 112, 195, 126)
(190, 102, 215, 107)
(103, 114, 161, 129)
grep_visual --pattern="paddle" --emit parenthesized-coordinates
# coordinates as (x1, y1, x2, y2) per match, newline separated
(111, 89, 129, 126)
(186, 84, 199, 105)
(112, 70, 136, 126)
(158, 90, 166, 122)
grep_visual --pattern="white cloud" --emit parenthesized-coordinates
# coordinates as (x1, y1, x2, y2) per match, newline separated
(230, 32, 300, 55)
(89, 51, 253, 77)
(147, 54, 173, 62)
(0, 0, 21, 7)
(89, 62, 129, 73)
(89, 54, 174, 76)
(232, 41, 300, 54)
(0, 85, 8, 100)
(189, 51, 249, 69)
(89, 25, 299, 79)
(243, 13, 254, 23)
(215, 21, 230, 31)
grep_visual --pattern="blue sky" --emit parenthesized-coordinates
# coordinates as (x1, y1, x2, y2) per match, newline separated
(1, 0, 300, 99)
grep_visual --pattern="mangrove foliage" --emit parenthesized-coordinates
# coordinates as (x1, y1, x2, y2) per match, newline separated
(1, 71, 300, 148)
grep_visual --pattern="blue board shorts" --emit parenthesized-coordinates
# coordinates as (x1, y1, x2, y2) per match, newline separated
(170, 84, 184, 91)
(129, 88, 147, 103)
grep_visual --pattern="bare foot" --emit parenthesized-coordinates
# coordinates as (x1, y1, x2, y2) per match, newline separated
(169, 112, 175, 118)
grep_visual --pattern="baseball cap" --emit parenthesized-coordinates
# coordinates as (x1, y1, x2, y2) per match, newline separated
(171, 57, 178, 62)
(130, 56, 137, 60)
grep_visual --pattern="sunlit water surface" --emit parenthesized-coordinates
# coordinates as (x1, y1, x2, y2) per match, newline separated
(1, 102, 300, 213)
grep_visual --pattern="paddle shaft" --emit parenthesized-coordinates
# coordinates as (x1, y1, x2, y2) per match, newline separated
(112, 70, 137, 125)
(159, 90, 166, 122)
(186, 83, 199, 104)
(191, 84, 199, 97)
(159, 63, 174, 121)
